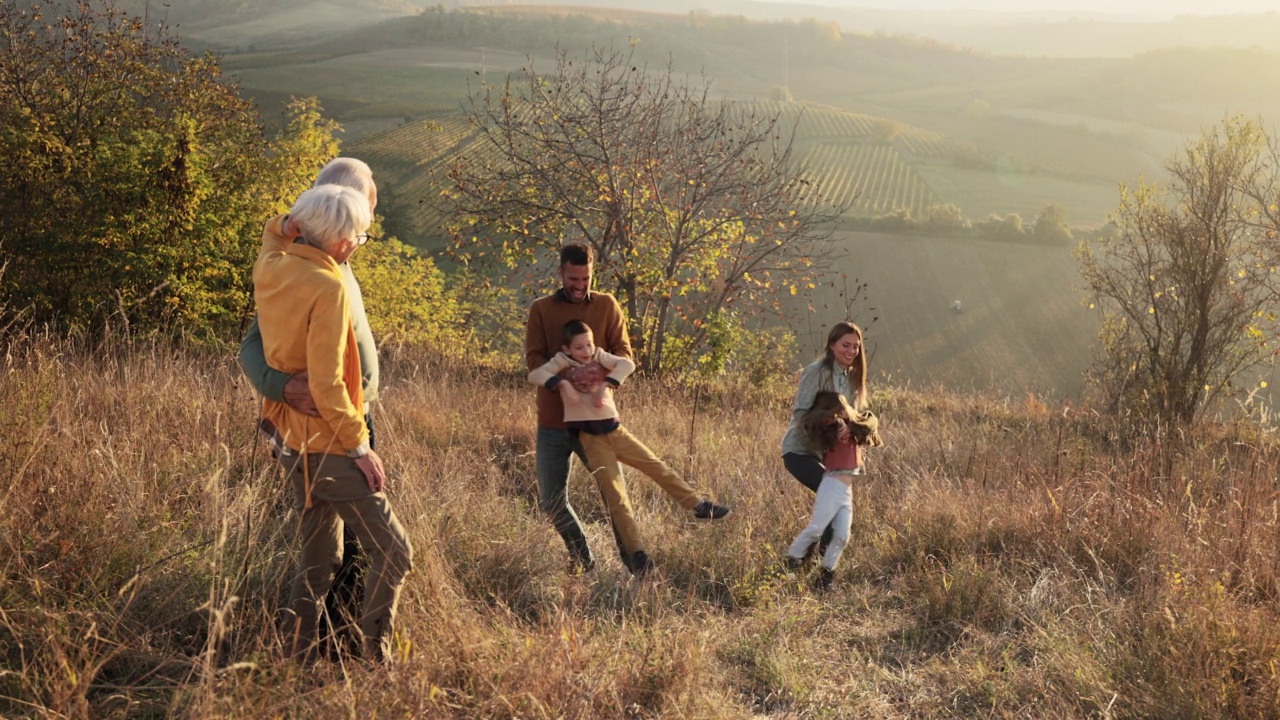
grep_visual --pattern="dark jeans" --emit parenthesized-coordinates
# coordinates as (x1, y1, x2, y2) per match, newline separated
(536, 427, 596, 568)
(320, 412, 374, 655)
(782, 452, 835, 554)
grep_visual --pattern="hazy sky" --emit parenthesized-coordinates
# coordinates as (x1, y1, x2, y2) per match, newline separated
(769, 0, 1279, 16)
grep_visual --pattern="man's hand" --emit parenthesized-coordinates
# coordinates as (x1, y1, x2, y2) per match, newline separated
(284, 371, 321, 417)
(355, 450, 387, 493)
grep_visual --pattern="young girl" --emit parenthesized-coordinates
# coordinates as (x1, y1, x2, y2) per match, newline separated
(784, 390, 880, 590)
(529, 320, 731, 576)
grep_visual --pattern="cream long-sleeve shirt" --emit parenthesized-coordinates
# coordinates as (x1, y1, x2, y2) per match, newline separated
(528, 347, 636, 423)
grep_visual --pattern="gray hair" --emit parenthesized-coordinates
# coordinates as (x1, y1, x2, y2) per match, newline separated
(289, 184, 372, 252)
(314, 157, 376, 207)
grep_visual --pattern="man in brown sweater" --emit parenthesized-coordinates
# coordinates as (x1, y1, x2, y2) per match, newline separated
(525, 243, 630, 572)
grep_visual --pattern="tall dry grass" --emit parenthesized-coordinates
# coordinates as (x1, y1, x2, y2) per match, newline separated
(2, 330, 1280, 718)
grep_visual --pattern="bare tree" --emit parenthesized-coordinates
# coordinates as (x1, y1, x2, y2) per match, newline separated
(444, 44, 841, 374)
(1077, 116, 1280, 425)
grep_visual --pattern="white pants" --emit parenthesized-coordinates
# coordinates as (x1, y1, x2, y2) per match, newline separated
(787, 473, 853, 571)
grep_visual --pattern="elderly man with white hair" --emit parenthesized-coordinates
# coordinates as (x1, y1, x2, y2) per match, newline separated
(254, 183, 412, 663)
(240, 157, 381, 656)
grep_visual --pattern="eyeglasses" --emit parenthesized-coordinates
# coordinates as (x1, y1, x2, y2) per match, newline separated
(355, 233, 375, 246)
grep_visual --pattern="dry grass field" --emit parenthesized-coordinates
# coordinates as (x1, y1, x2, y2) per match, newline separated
(3, 329, 1280, 718)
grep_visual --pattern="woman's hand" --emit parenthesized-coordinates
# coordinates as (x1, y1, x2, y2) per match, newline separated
(355, 450, 387, 493)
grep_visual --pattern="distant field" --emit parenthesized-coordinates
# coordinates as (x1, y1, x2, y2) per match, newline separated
(350, 102, 1093, 248)
(914, 164, 1120, 228)
(794, 230, 1098, 400)
(799, 142, 939, 217)
(183, 1, 411, 50)
(229, 57, 474, 120)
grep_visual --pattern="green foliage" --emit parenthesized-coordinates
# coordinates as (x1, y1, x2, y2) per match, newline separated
(1077, 116, 1280, 425)
(349, 236, 465, 349)
(0, 0, 336, 337)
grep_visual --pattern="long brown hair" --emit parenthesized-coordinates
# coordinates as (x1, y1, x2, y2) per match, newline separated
(801, 390, 856, 454)
(818, 321, 868, 410)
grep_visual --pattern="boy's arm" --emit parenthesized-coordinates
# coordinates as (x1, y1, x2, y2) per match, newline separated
(594, 348, 636, 387)
(529, 354, 584, 406)
(528, 353, 571, 389)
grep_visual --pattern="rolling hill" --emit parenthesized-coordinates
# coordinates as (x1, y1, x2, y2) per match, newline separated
(347, 101, 1120, 251)
(199, 4, 1280, 399)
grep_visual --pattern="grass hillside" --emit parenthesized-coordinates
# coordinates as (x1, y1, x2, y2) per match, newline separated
(4, 332, 1280, 717)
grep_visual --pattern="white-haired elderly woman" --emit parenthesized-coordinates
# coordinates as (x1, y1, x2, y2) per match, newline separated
(239, 157, 381, 656)
(253, 183, 412, 663)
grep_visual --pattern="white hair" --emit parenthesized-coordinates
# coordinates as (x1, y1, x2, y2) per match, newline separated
(289, 184, 371, 252)
(314, 157, 376, 206)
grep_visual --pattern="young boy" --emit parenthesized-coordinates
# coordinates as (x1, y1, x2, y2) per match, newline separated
(528, 320, 731, 575)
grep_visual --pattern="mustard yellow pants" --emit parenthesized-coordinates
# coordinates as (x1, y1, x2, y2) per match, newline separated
(578, 426, 700, 555)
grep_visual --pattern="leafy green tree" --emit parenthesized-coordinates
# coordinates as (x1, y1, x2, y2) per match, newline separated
(444, 45, 840, 374)
(1076, 116, 1280, 425)
(0, 0, 335, 336)
(350, 237, 464, 349)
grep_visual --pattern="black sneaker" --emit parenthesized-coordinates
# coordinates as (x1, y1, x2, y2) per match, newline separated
(628, 550, 654, 577)
(813, 567, 835, 592)
(784, 555, 804, 572)
(692, 499, 731, 520)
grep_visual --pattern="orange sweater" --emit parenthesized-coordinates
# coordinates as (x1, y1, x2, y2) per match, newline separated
(253, 225, 367, 455)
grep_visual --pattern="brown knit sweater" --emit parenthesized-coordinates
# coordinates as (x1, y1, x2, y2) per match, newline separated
(525, 289, 632, 429)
